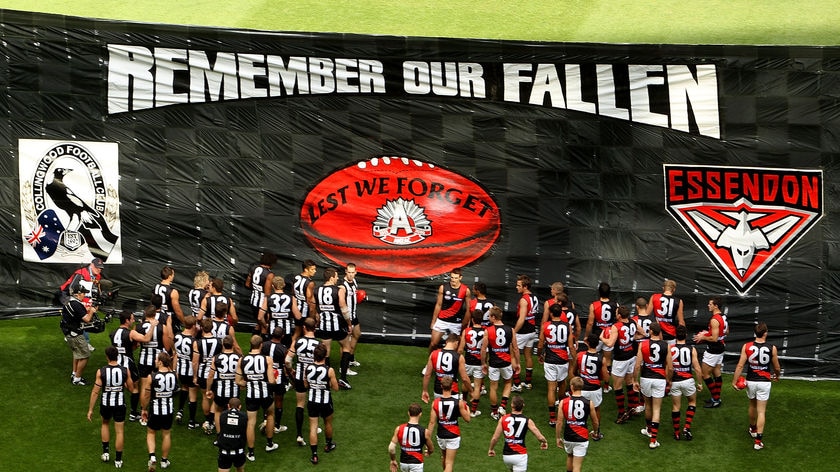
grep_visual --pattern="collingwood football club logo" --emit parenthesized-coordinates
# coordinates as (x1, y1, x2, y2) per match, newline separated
(372, 197, 432, 245)
(19, 139, 122, 264)
(664, 164, 823, 294)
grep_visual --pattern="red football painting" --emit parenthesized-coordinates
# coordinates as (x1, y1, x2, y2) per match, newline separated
(300, 156, 501, 278)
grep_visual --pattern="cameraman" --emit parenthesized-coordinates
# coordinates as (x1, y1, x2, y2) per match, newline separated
(60, 257, 104, 351)
(62, 284, 96, 385)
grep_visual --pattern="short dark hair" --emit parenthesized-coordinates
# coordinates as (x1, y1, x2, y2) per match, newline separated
(586, 332, 600, 348)
(260, 252, 278, 266)
(408, 402, 422, 417)
(313, 343, 327, 361)
(598, 282, 611, 298)
(676, 324, 687, 340)
(511, 395, 525, 412)
(105, 345, 119, 361)
(323, 267, 337, 281)
(755, 322, 768, 338)
(160, 266, 175, 279)
(473, 281, 486, 295)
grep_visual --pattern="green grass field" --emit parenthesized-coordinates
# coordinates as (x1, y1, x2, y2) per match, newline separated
(3, 316, 838, 471)
(3, 1, 840, 45)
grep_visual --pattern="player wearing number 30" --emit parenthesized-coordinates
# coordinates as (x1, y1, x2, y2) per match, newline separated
(488, 395, 548, 472)
(537, 302, 576, 427)
(557, 377, 598, 472)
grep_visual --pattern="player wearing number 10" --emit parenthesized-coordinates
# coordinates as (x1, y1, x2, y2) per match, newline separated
(389, 403, 434, 472)
(556, 377, 598, 472)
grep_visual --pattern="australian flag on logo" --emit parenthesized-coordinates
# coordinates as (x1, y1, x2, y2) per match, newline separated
(27, 209, 64, 260)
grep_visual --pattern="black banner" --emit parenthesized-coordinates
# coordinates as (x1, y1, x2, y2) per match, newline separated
(1, 9, 837, 378)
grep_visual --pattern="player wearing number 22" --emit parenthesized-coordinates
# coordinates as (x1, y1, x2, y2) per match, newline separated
(557, 377, 599, 472)
(488, 395, 549, 472)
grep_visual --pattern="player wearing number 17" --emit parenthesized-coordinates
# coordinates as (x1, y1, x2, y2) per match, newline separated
(557, 377, 598, 472)
(488, 395, 549, 472)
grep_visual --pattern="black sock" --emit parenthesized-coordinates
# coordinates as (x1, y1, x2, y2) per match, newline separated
(275, 406, 283, 424)
(130, 392, 140, 413)
(341, 352, 352, 380)
(102, 442, 109, 453)
(115, 451, 122, 461)
(178, 390, 187, 411)
(310, 444, 318, 454)
(295, 407, 305, 436)
(189, 401, 197, 421)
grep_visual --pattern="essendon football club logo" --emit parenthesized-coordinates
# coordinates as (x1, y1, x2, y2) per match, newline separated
(664, 165, 823, 293)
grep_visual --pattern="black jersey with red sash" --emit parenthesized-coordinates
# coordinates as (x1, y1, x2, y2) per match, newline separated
(432, 396, 462, 439)
(439, 283, 468, 324)
(651, 293, 681, 340)
(639, 339, 668, 380)
(745, 341, 775, 382)
(397, 423, 426, 464)
(462, 325, 484, 366)
(501, 413, 529, 455)
(486, 324, 514, 368)
(430, 348, 461, 395)
(518, 293, 539, 334)
(541, 320, 572, 364)
(559, 395, 592, 442)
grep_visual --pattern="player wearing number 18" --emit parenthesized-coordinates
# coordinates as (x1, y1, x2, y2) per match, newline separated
(556, 377, 598, 472)
(731, 322, 781, 451)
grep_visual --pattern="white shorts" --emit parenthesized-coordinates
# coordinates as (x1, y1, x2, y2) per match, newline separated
(432, 319, 463, 336)
(640, 378, 666, 398)
(596, 340, 613, 352)
(516, 332, 537, 349)
(669, 378, 697, 397)
(503, 453, 528, 472)
(580, 389, 603, 408)
(746, 381, 771, 401)
(544, 363, 569, 383)
(489, 365, 513, 382)
(611, 357, 636, 378)
(399, 463, 424, 472)
(702, 350, 725, 368)
(465, 364, 484, 379)
(563, 440, 589, 457)
(437, 436, 461, 450)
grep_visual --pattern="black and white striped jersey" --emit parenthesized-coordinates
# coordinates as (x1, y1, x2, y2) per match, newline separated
(174, 332, 195, 377)
(213, 352, 241, 398)
(149, 370, 177, 416)
(267, 292, 295, 336)
(195, 336, 221, 380)
(306, 363, 332, 404)
(98, 364, 128, 407)
(240, 353, 271, 400)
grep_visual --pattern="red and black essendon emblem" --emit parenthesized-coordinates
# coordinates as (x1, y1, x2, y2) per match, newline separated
(664, 165, 823, 293)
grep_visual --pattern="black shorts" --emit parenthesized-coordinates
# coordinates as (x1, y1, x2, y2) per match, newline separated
(100, 404, 127, 422)
(218, 452, 246, 469)
(214, 395, 234, 409)
(246, 396, 274, 412)
(179, 374, 196, 388)
(293, 377, 307, 394)
(147, 413, 174, 431)
(138, 364, 155, 378)
(307, 400, 334, 419)
(317, 327, 348, 341)
(197, 377, 209, 390)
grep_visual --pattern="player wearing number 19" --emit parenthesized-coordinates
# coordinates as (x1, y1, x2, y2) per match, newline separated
(422, 333, 470, 403)
(487, 395, 549, 471)
(556, 377, 598, 472)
